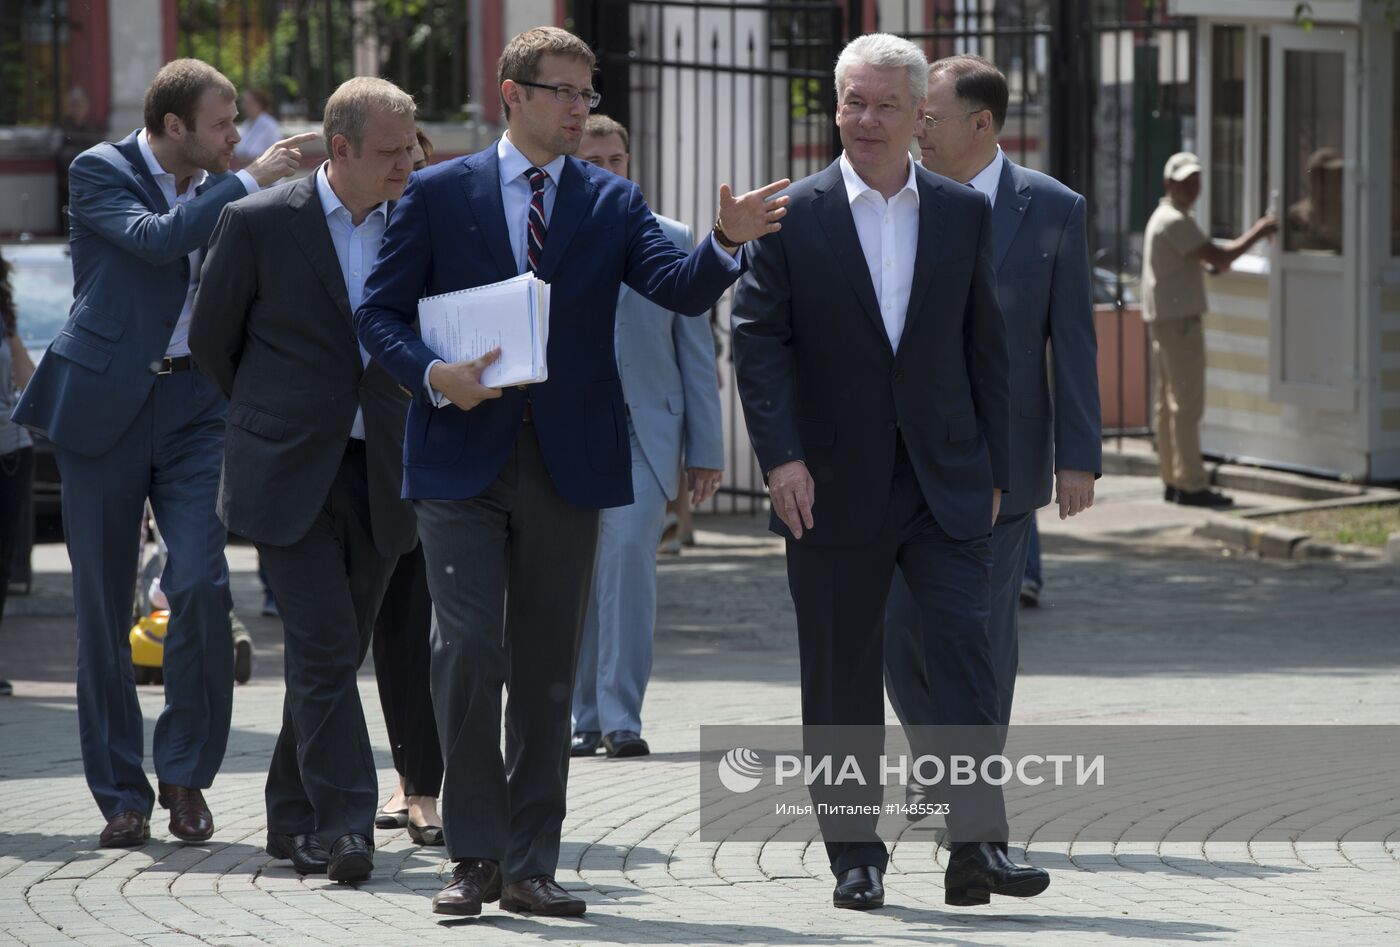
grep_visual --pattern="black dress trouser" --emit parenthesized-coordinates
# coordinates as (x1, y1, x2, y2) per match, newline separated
(259, 440, 398, 846)
(784, 440, 1008, 875)
(372, 543, 444, 797)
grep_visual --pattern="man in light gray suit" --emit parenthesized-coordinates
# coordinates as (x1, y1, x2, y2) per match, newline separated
(11, 59, 309, 847)
(569, 115, 724, 759)
(885, 56, 1101, 740)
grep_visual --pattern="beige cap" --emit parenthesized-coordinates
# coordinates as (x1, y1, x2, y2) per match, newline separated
(1163, 151, 1202, 182)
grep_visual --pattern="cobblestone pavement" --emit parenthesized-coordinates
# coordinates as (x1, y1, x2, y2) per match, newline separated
(2, 475, 1398, 946)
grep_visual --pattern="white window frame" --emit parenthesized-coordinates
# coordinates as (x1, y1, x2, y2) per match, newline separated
(1198, 20, 1272, 262)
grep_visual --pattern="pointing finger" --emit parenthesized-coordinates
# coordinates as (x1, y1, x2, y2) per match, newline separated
(754, 178, 791, 199)
(275, 132, 321, 148)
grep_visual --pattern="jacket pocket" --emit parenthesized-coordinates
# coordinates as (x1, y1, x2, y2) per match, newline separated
(947, 415, 979, 442)
(71, 304, 125, 342)
(666, 390, 685, 415)
(229, 403, 287, 441)
(584, 379, 628, 473)
(48, 331, 113, 373)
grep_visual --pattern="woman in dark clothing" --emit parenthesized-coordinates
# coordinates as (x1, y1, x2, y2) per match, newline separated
(371, 127, 444, 842)
(0, 250, 38, 697)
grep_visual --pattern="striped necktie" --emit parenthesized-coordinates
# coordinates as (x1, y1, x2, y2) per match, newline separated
(525, 166, 548, 273)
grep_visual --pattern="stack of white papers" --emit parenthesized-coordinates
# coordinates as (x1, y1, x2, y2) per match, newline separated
(417, 273, 550, 388)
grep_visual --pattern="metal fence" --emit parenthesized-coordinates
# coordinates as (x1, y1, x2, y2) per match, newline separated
(175, 0, 473, 122)
(575, 0, 1195, 512)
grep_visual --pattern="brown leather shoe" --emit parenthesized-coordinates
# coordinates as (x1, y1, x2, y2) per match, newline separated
(432, 859, 502, 916)
(500, 875, 586, 916)
(98, 811, 150, 848)
(157, 782, 214, 842)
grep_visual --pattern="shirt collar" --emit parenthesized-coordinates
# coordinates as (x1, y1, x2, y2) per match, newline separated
(138, 128, 208, 191)
(839, 152, 920, 207)
(967, 146, 1004, 202)
(315, 162, 387, 224)
(498, 132, 567, 190)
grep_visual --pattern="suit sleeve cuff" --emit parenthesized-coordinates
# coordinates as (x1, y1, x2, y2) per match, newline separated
(424, 359, 449, 407)
(235, 169, 260, 195)
(706, 232, 744, 271)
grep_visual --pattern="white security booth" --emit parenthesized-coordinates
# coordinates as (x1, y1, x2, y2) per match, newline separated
(1174, 0, 1400, 481)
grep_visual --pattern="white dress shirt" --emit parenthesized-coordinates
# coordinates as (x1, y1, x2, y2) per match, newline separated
(136, 130, 259, 358)
(315, 163, 388, 440)
(232, 112, 281, 163)
(839, 152, 920, 351)
(967, 146, 1005, 208)
(496, 132, 566, 274)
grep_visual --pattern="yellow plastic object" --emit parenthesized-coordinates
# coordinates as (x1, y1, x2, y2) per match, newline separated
(130, 610, 168, 669)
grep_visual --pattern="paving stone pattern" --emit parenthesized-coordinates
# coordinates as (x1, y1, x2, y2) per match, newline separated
(2, 478, 1398, 945)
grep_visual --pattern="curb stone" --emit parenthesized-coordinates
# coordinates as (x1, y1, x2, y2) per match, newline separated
(1194, 516, 1381, 561)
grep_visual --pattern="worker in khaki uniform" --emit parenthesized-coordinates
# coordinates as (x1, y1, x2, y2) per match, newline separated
(1141, 152, 1276, 508)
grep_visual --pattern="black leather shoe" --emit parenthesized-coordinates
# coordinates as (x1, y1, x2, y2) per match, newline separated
(1163, 486, 1181, 503)
(266, 832, 329, 874)
(1174, 487, 1234, 508)
(603, 730, 650, 758)
(832, 865, 884, 909)
(326, 833, 374, 883)
(99, 811, 151, 848)
(157, 783, 214, 843)
(570, 731, 602, 757)
(500, 875, 587, 916)
(944, 842, 1049, 906)
(432, 859, 502, 916)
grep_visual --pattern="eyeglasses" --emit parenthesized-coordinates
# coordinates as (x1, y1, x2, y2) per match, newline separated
(923, 108, 984, 128)
(514, 80, 602, 109)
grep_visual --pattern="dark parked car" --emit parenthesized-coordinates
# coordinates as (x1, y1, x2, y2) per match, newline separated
(5, 239, 73, 554)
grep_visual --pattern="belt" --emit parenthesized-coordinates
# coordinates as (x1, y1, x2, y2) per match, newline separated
(151, 355, 195, 375)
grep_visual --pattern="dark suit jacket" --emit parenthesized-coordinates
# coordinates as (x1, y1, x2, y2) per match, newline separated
(354, 145, 743, 509)
(12, 131, 248, 455)
(188, 173, 415, 556)
(990, 158, 1102, 515)
(732, 159, 1010, 545)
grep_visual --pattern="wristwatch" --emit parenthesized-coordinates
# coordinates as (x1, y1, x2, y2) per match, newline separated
(712, 217, 743, 250)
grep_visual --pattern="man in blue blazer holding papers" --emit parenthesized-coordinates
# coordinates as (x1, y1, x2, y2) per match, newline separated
(355, 26, 788, 918)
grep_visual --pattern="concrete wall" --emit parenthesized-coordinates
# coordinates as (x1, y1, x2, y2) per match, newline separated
(106, 0, 164, 137)
(503, 0, 554, 45)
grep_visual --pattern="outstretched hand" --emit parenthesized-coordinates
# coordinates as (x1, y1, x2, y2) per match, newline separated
(716, 178, 791, 247)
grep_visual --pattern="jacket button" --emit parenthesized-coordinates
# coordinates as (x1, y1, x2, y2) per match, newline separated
(891, 370, 903, 382)
(886, 422, 897, 431)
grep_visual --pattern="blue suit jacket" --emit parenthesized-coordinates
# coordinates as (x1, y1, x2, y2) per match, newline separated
(354, 145, 743, 508)
(990, 159, 1102, 515)
(12, 131, 249, 455)
(615, 214, 724, 500)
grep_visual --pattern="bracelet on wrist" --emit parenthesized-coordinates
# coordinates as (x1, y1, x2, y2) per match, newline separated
(712, 218, 743, 250)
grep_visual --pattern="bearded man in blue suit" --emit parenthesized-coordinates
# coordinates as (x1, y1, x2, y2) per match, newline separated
(355, 27, 787, 918)
(11, 59, 308, 848)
